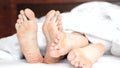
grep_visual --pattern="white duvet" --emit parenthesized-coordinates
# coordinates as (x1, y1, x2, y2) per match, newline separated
(0, 1, 120, 68)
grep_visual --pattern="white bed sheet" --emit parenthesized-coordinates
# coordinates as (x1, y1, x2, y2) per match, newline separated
(0, 55, 120, 68)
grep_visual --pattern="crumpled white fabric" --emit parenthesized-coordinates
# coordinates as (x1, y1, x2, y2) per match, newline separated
(62, 1, 120, 56)
(0, 34, 22, 60)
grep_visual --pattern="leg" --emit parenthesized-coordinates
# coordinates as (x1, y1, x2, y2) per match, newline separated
(42, 10, 89, 63)
(15, 8, 43, 63)
(67, 43, 105, 68)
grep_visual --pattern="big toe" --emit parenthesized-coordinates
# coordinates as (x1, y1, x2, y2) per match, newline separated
(24, 8, 35, 20)
(45, 10, 56, 21)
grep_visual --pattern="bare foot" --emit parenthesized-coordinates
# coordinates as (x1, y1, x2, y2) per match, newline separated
(43, 10, 89, 63)
(42, 10, 63, 63)
(42, 10, 62, 42)
(67, 43, 105, 68)
(15, 8, 43, 63)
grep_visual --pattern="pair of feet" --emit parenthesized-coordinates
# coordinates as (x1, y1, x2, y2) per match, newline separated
(15, 8, 105, 68)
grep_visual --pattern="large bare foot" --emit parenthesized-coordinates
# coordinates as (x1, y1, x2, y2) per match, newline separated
(15, 8, 43, 63)
(42, 10, 63, 63)
(67, 43, 105, 68)
(43, 10, 89, 63)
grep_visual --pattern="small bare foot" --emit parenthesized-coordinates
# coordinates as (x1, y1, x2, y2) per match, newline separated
(43, 10, 89, 63)
(67, 43, 105, 68)
(15, 8, 43, 63)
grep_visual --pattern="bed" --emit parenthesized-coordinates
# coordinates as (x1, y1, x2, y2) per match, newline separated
(0, 0, 120, 68)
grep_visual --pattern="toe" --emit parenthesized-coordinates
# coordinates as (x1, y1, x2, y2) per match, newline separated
(71, 60, 76, 66)
(57, 11, 62, 21)
(86, 66, 90, 68)
(82, 64, 87, 68)
(15, 23, 18, 30)
(22, 13, 28, 22)
(67, 51, 76, 61)
(50, 11, 58, 23)
(56, 34, 61, 40)
(56, 11, 61, 24)
(17, 19, 22, 25)
(73, 58, 80, 67)
(24, 8, 36, 20)
(46, 10, 56, 21)
(79, 63, 82, 68)
(20, 10, 24, 15)
(55, 11, 60, 22)
(15, 19, 22, 30)
(54, 46, 59, 50)
(18, 14, 21, 19)
(75, 62, 79, 68)
(50, 43, 59, 51)
(54, 38, 59, 44)
(18, 14, 23, 23)
(51, 42, 56, 47)
(20, 10, 27, 21)
(58, 21, 63, 31)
